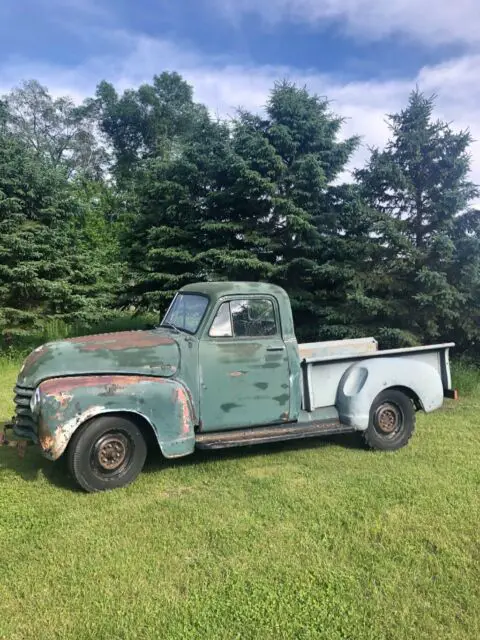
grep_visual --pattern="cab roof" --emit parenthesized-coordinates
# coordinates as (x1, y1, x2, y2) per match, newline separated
(179, 281, 288, 300)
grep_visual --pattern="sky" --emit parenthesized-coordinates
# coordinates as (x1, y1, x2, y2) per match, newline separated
(1, 0, 480, 187)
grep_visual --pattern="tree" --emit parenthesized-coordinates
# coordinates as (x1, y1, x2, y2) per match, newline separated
(356, 90, 480, 347)
(122, 78, 395, 340)
(229, 82, 398, 341)
(122, 109, 273, 310)
(2, 80, 106, 178)
(0, 128, 116, 340)
(96, 72, 209, 184)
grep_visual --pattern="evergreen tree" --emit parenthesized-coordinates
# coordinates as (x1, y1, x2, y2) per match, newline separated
(123, 107, 276, 310)
(230, 82, 396, 341)
(356, 90, 480, 346)
(0, 127, 116, 340)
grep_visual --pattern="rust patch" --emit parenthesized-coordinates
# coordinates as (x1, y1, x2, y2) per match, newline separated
(281, 411, 289, 421)
(39, 431, 55, 453)
(39, 405, 107, 460)
(175, 387, 191, 435)
(40, 375, 164, 396)
(21, 344, 49, 369)
(66, 332, 175, 351)
(57, 391, 73, 408)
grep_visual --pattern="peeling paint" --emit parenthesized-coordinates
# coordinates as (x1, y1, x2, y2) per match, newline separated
(39, 405, 107, 460)
(34, 374, 197, 461)
(39, 375, 162, 396)
(67, 332, 175, 351)
(175, 387, 191, 435)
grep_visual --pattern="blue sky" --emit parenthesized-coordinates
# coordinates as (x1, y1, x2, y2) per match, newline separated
(1, 0, 480, 185)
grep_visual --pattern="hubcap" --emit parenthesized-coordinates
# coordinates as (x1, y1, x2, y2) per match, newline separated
(374, 402, 401, 435)
(93, 433, 130, 473)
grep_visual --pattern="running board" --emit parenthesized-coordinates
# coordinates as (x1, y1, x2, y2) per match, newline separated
(195, 420, 355, 450)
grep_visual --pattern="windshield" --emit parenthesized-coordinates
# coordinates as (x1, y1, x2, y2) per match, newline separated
(162, 294, 209, 334)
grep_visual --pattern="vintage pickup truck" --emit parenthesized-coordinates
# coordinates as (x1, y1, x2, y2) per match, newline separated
(6, 282, 456, 492)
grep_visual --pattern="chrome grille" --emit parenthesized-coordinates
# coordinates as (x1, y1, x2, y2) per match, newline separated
(14, 385, 37, 432)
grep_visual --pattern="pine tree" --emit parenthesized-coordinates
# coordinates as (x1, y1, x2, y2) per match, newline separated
(231, 82, 393, 341)
(356, 90, 480, 346)
(0, 126, 116, 340)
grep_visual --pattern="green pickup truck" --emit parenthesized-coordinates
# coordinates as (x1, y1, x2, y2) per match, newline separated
(7, 282, 456, 492)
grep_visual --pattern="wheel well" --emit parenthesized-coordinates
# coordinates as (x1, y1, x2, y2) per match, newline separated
(386, 386, 423, 411)
(114, 411, 162, 454)
(71, 411, 162, 455)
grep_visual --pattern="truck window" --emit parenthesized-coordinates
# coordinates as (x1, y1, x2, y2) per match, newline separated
(163, 294, 209, 334)
(209, 299, 277, 337)
(209, 302, 233, 337)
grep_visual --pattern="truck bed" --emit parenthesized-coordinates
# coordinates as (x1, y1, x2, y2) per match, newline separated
(300, 341, 455, 412)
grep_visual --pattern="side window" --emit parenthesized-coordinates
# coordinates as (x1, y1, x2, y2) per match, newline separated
(209, 302, 233, 337)
(209, 299, 278, 338)
(232, 299, 277, 337)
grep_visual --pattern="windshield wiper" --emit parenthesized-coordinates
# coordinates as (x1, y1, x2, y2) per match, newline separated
(159, 321, 180, 333)
(159, 322, 191, 335)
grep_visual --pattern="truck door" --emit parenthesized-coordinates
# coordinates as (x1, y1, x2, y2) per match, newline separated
(199, 297, 290, 431)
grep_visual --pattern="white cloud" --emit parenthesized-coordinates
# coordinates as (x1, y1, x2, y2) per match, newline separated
(1, 30, 479, 198)
(217, 0, 480, 47)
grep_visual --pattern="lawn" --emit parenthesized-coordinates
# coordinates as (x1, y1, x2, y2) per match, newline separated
(0, 359, 479, 640)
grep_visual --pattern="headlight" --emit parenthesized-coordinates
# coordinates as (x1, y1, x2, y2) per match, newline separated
(30, 387, 42, 415)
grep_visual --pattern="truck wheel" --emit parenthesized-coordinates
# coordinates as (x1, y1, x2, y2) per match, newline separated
(363, 390, 415, 451)
(67, 415, 147, 492)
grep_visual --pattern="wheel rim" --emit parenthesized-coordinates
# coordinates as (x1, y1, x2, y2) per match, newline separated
(91, 431, 133, 477)
(374, 402, 403, 437)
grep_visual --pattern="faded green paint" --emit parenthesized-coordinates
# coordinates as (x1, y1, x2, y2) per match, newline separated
(18, 331, 181, 387)
(197, 289, 292, 430)
(11, 281, 454, 473)
(13, 281, 303, 461)
(36, 375, 196, 460)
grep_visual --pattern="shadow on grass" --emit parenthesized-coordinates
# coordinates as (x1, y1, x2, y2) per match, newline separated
(143, 431, 365, 475)
(0, 445, 80, 491)
(0, 432, 365, 490)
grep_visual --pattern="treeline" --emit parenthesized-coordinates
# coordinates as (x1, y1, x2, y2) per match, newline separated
(1, 75, 479, 353)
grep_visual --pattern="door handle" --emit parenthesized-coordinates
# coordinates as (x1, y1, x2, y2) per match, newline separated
(266, 345, 285, 351)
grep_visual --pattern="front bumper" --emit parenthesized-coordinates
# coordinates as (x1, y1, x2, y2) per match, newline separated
(0, 420, 34, 456)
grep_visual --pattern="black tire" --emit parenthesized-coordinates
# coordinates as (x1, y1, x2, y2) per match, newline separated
(67, 415, 147, 492)
(363, 389, 416, 451)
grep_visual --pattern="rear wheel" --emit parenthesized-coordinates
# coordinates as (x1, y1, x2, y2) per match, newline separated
(363, 390, 415, 451)
(67, 415, 147, 492)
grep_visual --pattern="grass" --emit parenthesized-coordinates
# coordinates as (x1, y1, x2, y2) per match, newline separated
(0, 359, 479, 639)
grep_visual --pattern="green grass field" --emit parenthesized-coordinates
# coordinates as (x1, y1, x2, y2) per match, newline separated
(0, 359, 479, 639)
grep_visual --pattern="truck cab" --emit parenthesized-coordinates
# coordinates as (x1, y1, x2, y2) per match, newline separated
(9, 281, 455, 492)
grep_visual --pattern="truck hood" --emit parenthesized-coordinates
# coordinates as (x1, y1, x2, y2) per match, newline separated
(17, 330, 180, 388)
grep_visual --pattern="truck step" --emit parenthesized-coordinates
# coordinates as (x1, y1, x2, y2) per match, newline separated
(195, 420, 355, 450)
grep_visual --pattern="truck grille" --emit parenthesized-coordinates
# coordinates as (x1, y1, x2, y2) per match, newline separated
(14, 385, 37, 434)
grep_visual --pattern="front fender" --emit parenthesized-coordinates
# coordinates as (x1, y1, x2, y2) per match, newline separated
(337, 357, 444, 430)
(36, 375, 196, 460)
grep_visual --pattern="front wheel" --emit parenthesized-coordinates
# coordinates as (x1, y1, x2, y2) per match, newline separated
(67, 415, 147, 492)
(363, 390, 416, 451)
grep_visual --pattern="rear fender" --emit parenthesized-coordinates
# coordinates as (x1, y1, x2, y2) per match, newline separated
(36, 375, 196, 460)
(336, 357, 444, 431)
